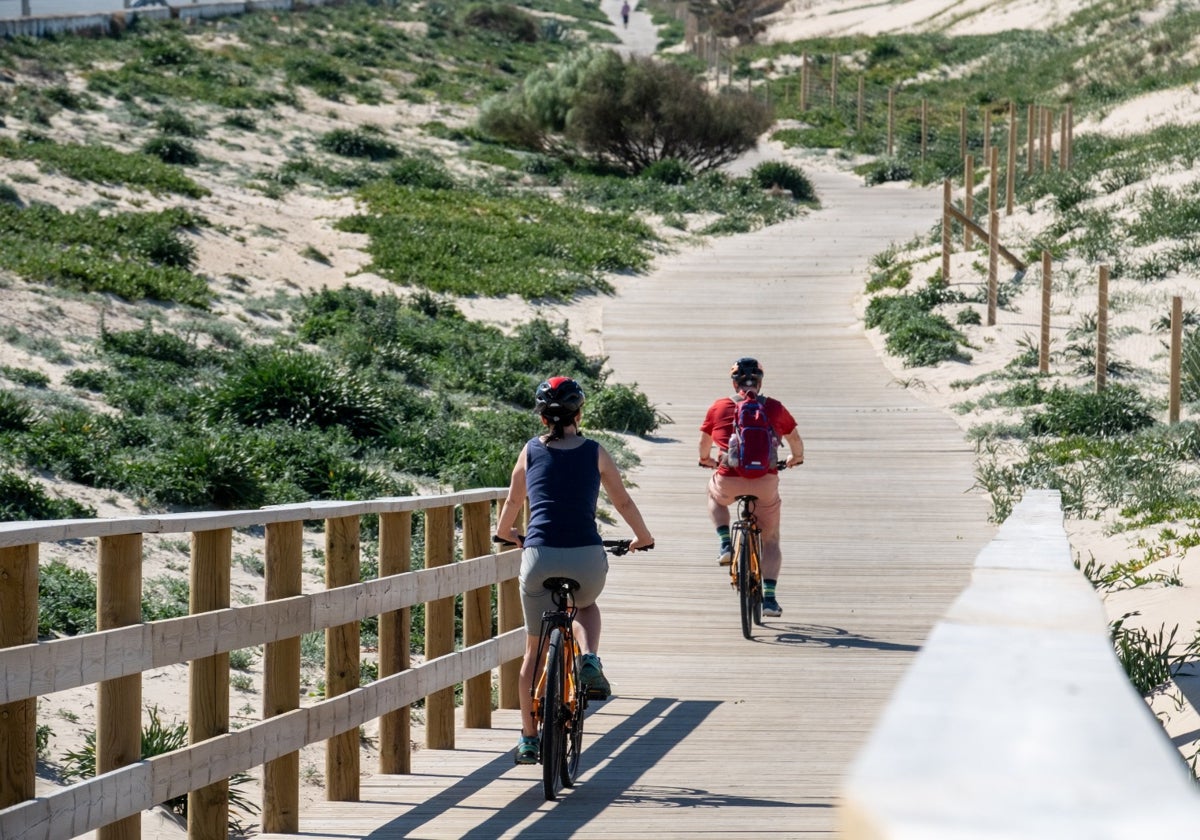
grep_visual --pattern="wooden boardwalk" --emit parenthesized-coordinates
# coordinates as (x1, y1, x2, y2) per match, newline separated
(258, 169, 997, 839)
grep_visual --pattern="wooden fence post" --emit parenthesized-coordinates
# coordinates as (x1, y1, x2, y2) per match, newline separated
(1040, 251, 1052, 374)
(1042, 107, 1053, 171)
(263, 520, 303, 833)
(960, 106, 967, 160)
(97, 534, 143, 840)
(1006, 102, 1017, 215)
(1065, 103, 1074, 169)
(0, 543, 38, 810)
(942, 179, 952, 283)
(462, 500, 493, 729)
(982, 107, 991, 167)
(987, 210, 1000, 326)
(886, 88, 894, 156)
(190, 528, 232, 840)
(857, 75, 864, 133)
(325, 515, 361, 800)
(920, 99, 928, 163)
(379, 510, 412, 774)
(497, 503, 526, 710)
(963, 155, 974, 250)
(799, 52, 807, 111)
(1027, 103, 1036, 174)
(1170, 295, 1183, 424)
(1096, 264, 1109, 391)
(425, 505, 456, 749)
(1059, 110, 1069, 170)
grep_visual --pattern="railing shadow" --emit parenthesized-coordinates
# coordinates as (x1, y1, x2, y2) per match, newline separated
(363, 696, 826, 838)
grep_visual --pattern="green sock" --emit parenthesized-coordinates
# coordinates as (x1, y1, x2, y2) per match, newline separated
(764, 579, 777, 598)
(717, 525, 730, 545)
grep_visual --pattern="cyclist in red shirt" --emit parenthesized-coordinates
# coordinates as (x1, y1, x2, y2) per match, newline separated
(698, 357, 804, 616)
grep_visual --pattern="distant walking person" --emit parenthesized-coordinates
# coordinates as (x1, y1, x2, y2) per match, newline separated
(620, 0, 630, 27)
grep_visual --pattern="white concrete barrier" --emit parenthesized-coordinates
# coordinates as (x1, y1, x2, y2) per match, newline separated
(840, 489, 1200, 839)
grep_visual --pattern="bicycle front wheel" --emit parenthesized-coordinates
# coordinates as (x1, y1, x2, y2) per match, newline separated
(541, 627, 568, 800)
(560, 650, 584, 789)
(751, 532, 764, 626)
(737, 530, 754, 639)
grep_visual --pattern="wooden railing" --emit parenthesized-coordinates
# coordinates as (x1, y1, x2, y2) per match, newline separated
(0, 489, 524, 840)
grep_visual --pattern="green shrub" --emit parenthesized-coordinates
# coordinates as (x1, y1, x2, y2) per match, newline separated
(203, 349, 394, 439)
(1026, 384, 1156, 438)
(640, 158, 694, 185)
(154, 108, 201, 138)
(0, 470, 95, 522)
(462, 3, 539, 42)
(38, 560, 97, 637)
(586, 383, 664, 435)
(0, 390, 38, 431)
(142, 136, 200, 166)
(749, 160, 815, 201)
(387, 157, 456, 190)
(319, 128, 399, 161)
(1, 365, 49, 388)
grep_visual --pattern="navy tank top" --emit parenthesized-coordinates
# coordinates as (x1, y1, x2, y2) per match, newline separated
(523, 437, 603, 548)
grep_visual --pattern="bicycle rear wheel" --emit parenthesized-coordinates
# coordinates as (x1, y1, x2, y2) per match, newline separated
(541, 628, 568, 800)
(560, 651, 584, 788)
(736, 530, 754, 639)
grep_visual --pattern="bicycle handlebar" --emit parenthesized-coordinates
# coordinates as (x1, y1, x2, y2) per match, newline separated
(492, 535, 654, 555)
(697, 460, 797, 469)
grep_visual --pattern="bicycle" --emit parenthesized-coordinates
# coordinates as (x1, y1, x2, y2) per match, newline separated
(492, 536, 650, 800)
(702, 460, 789, 639)
(729, 492, 765, 639)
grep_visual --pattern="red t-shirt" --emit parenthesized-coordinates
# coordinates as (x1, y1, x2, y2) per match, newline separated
(700, 395, 797, 476)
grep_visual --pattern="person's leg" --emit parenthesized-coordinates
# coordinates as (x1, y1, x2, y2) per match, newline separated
(518, 634, 540, 737)
(708, 473, 734, 564)
(573, 602, 601, 655)
(754, 477, 783, 579)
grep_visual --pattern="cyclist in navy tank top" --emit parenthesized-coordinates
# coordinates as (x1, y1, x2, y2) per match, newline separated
(495, 376, 654, 765)
(523, 437, 603, 548)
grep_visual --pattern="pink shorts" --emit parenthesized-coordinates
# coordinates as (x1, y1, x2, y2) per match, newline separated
(708, 472, 781, 535)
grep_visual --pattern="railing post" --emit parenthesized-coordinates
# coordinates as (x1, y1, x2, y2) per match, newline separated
(1096, 264, 1109, 391)
(189, 529, 232, 840)
(379, 511, 412, 774)
(1170, 296, 1183, 424)
(325, 515, 361, 801)
(97, 534, 143, 840)
(941, 179, 952, 283)
(1039, 251, 1052, 374)
(462, 500, 493, 729)
(425, 504, 456, 749)
(0, 543, 38, 810)
(263, 520, 303, 833)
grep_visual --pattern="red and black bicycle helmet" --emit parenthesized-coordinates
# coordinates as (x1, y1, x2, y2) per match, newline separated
(535, 376, 585, 422)
(730, 357, 763, 390)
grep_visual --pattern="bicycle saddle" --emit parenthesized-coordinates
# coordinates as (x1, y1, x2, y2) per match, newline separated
(544, 577, 581, 592)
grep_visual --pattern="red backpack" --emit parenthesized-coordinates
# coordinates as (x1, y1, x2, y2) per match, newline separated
(724, 394, 778, 478)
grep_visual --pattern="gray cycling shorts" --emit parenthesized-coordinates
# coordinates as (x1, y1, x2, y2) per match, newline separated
(519, 544, 609, 635)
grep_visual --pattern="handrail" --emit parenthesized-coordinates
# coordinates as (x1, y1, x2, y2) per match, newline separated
(0, 488, 522, 840)
(839, 490, 1200, 837)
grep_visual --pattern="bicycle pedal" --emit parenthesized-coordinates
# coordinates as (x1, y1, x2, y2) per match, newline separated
(585, 688, 611, 701)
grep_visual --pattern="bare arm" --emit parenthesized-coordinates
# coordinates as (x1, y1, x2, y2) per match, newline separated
(494, 444, 529, 545)
(698, 430, 719, 468)
(782, 428, 804, 467)
(598, 446, 654, 550)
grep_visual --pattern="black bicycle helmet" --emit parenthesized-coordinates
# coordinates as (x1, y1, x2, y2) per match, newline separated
(535, 376, 585, 422)
(730, 357, 763, 389)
